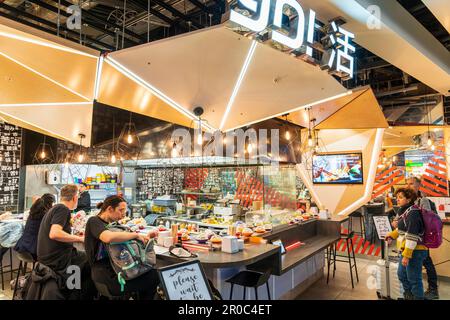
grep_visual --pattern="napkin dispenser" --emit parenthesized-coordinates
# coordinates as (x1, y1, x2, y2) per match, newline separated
(221, 236, 239, 254)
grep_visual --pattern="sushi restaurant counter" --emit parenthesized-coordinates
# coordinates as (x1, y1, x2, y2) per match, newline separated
(157, 217, 346, 300)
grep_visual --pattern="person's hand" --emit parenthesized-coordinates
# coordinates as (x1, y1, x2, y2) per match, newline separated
(385, 235, 393, 245)
(402, 257, 409, 267)
(147, 229, 158, 239)
(136, 234, 149, 244)
(77, 235, 85, 243)
(392, 220, 398, 229)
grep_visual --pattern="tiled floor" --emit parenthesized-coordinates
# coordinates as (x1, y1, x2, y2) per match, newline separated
(296, 257, 450, 300)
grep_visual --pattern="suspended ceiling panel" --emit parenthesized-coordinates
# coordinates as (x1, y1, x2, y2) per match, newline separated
(383, 125, 443, 148)
(422, 0, 450, 33)
(98, 62, 194, 128)
(0, 17, 98, 101)
(287, 88, 366, 128)
(0, 54, 84, 104)
(298, 0, 450, 96)
(224, 41, 347, 131)
(317, 87, 388, 129)
(0, 103, 93, 146)
(107, 25, 347, 131)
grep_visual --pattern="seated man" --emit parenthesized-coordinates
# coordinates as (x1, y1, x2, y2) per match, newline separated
(37, 184, 93, 299)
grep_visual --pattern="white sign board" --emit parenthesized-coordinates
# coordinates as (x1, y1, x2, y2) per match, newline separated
(158, 260, 213, 300)
(428, 197, 450, 220)
(373, 215, 392, 240)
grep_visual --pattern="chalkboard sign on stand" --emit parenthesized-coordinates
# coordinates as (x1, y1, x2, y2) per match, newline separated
(0, 123, 22, 213)
(158, 260, 214, 300)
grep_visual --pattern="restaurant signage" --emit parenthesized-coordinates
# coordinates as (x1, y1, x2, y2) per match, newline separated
(230, 0, 355, 78)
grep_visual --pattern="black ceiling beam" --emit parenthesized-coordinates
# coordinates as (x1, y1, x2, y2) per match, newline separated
(0, 3, 115, 51)
(0, 10, 105, 51)
(148, 0, 203, 29)
(55, 0, 147, 43)
(131, 0, 187, 30)
(188, 0, 212, 14)
(25, 0, 139, 47)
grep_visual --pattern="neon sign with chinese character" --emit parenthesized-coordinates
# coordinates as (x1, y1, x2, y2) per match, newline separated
(229, 0, 355, 79)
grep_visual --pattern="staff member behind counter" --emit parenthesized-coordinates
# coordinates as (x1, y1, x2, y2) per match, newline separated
(76, 183, 91, 212)
(84, 195, 159, 300)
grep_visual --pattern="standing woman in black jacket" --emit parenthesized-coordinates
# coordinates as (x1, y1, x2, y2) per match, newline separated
(15, 193, 55, 260)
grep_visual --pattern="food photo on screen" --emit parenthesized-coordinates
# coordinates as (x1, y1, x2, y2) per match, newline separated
(312, 153, 363, 184)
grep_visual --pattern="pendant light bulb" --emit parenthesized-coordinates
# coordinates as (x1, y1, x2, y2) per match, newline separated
(127, 133, 133, 144)
(197, 133, 202, 145)
(111, 153, 116, 164)
(431, 144, 435, 151)
(308, 134, 313, 147)
(78, 154, 84, 163)
(247, 143, 253, 153)
(40, 151, 46, 159)
(427, 138, 432, 146)
(64, 161, 69, 169)
(285, 130, 291, 140)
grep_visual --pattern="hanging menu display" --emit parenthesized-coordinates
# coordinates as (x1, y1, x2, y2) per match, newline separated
(136, 168, 184, 200)
(0, 123, 21, 213)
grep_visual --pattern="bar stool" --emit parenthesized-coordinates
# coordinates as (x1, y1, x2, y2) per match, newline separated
(12, 251, 36, 299)
(0, 246, 14, 291)
(349, 211, 365, 238)
(326, 231, 359, 289)
(226, 269, 271, 300)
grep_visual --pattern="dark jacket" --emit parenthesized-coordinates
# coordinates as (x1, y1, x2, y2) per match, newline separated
(25, 263, 66, 300)
(14, 217, 43, 259)
(76, 191, 91, 212)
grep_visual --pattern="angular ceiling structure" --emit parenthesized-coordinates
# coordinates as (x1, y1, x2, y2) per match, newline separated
(285, 86, 388, 129)
(104, 25, 348, 132)
(0, 17, 97, 146)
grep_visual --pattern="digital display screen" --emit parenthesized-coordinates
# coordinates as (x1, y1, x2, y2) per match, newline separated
(312, 153, 363, 184)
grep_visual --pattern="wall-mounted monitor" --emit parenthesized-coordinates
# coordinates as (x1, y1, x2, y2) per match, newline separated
(312, 153, 363, 184)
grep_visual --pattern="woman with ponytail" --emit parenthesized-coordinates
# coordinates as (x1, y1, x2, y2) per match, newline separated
(14, 193, 55, 259)
(84, 195, 159, 299)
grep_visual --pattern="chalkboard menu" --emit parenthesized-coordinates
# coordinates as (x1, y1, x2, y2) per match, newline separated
(0, 123, 22, 213)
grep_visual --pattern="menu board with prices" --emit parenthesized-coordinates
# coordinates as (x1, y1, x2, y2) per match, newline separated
(0, 123, 22, 213)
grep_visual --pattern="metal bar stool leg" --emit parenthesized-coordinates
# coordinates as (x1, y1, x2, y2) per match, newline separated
(243, 286, 246, 300)
(351, 240, 359, 282)
(346, 238, 355, 289)
(326, 245, 332, 284)
(266, 282, 271, 300)
(332, 243, 337, 279)
(0, 255, 4, 291)
(9, 249, 13, 280)
(254, 287, 258, 300)
(229, 284, 234, 300)
(12, 261, 23, 299)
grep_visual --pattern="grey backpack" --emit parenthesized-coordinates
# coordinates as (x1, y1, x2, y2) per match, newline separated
(105, 223, 156, 292)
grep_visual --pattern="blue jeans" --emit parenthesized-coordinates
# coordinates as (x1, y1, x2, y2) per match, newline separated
(397, 250, 428, 299)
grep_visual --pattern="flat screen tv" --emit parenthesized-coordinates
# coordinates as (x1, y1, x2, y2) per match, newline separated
(312, 153, 363, 184)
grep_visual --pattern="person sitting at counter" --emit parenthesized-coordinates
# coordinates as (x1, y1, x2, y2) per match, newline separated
(386, 188, 428, 300)
(37, 184, 93, 299)
(14, 193, 55, 260)
(84, 195, 159, 300)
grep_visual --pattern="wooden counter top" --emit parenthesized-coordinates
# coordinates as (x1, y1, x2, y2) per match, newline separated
(157, 242, 280, 269)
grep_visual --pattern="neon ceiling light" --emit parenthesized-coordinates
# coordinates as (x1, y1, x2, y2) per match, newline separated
(219, 40, 258, 131)
(224, 90, 353, 133)
(0, 102, 92, 107)
(0, 51, 91, 102)
(93, 55, 104, 100)
(337, 128, 385, 216)
(0, 31, 97, 58)
(104, 57, 216, 132)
